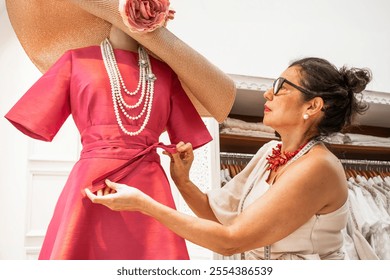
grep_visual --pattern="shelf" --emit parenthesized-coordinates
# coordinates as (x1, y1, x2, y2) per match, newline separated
(219, 134, 275, 154)
(219, 134, 390, 161)
(326, 143, 390, 161)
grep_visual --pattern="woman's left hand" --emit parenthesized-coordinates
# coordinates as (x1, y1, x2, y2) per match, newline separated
(84, 179, 147, 212)
(163, 141, 194, 187)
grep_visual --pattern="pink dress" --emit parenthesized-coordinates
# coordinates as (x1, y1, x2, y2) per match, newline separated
(5, 46, 212, 260)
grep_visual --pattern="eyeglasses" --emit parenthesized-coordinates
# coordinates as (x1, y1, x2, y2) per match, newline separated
(272, 77, 313, 96)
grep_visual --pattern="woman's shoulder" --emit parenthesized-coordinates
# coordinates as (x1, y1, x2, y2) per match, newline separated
(290, 143, 344, 182)
(271, 143, 347, 215)
(314, 155, 349, 214)
(307, 143, 342, 169)
(293, 143, 348, 209)
(276, 142, 346, 194)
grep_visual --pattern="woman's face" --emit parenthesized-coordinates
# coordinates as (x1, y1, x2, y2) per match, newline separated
(263, 66, 308, 131)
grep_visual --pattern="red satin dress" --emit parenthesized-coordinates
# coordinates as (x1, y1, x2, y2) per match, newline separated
(5, 46, 212, 260)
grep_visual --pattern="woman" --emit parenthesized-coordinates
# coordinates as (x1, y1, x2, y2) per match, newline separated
(85, 57, 372, 260)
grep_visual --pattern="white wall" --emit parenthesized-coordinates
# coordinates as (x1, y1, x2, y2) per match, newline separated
(169, 0, 390, 93)
(0, 4, 41, 259)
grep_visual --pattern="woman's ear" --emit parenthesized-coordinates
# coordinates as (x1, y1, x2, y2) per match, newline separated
(306, 97, 324, 116)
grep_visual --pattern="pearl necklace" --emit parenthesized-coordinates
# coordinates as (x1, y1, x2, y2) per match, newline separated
(101, 38, 156, 136)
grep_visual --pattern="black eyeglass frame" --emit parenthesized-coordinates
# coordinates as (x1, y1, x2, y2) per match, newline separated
(272, 77, 313, 96)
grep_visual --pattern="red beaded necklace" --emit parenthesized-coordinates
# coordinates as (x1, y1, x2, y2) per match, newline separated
(266, 142, 307, 171)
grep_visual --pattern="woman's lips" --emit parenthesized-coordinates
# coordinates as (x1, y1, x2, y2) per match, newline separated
(264, 105, 271, 112)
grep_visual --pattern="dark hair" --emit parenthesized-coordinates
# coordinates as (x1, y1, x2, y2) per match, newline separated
(289, 57, 371, 136)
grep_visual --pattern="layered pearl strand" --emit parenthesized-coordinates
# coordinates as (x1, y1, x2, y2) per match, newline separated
(101, 38, 156, 136)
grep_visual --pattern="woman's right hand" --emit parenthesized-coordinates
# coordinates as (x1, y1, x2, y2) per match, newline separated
(164, 141, 194, 187)
(85, 180, 148, 212)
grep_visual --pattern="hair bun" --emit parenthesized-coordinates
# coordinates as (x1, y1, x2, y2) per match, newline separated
(340, 66, 372, 93)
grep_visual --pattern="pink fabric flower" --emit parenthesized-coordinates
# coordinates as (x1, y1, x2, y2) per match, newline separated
(119, 0, 175, 33)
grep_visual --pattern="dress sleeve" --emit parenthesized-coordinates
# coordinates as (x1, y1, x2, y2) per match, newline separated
(166, 73, 213, 149)
(4, 51, 72, 141)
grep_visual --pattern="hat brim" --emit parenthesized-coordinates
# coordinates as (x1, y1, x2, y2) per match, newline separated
(6, 0, 111, 73)
(6, 0, 236, 123)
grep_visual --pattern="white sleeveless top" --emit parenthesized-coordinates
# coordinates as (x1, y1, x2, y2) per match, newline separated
(208, 140, 348, 260)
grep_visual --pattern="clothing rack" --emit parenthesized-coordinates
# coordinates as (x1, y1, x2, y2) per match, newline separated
(220, 152, 255, 160)
(341, 159, 390, 178)
(220, 152, 390, 166)
(219, 152, 254, 181)
(340, 159, 390, 173)
(220, 152, 390, 177)
(340, 159, 390, 167)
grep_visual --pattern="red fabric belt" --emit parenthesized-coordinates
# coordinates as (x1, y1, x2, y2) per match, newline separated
(85, 142, 176, 193)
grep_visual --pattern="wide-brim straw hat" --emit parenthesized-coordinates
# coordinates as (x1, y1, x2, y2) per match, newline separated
(5, 0, 236, 123)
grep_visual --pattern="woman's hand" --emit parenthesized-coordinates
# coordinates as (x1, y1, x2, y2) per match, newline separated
(84, 179, 148, 212)
(164, 141, 194, 187)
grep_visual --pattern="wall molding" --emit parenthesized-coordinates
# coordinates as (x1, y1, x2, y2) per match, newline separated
(363, 90, 390, 105)
(229, 74, 390, 105)
(230, 74, 272, 92)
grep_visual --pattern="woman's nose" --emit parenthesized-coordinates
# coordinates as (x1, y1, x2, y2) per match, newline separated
(263, 88, 274, 101)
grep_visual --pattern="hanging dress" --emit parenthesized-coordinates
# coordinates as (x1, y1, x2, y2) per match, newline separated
(5, 46, 212, 260)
